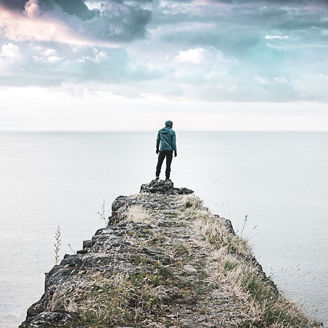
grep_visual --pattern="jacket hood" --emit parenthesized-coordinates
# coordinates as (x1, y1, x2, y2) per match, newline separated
(161, 127, 171, 134)
(165, 120, 173, 128)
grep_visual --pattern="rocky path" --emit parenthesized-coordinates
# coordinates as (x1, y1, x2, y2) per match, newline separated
(20, 180, 319, 328)
(112, 193, 250, 327)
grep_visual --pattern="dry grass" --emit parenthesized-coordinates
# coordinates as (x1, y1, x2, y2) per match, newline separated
(181, 195, 320, 328)
(124, 205, 151, 223)
(47, 194, 319, 327)
(48, 269, 173, 327)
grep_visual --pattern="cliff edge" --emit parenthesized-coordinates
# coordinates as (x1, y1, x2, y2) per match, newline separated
(20, 180, 319, 328)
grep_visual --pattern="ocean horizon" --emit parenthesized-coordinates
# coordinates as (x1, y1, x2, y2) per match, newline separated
(0, 131, 327, 327)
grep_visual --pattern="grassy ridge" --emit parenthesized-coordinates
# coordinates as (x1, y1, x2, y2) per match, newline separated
(185, 195, 320, 328)
(44, 193, 319, 327)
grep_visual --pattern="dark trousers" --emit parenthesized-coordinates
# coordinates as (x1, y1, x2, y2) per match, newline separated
(156, 150, 173, 179)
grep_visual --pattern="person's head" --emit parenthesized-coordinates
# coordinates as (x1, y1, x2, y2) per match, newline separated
(165, 120, 173, 128)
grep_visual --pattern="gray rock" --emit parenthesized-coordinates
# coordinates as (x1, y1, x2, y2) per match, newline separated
(20, 183, 314, 328)
(140, 179, 193, 195)
(20, 311, 79, 328)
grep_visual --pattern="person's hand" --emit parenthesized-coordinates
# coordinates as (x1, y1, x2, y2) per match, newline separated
(174, 151, 177, 157)
(156, 148, 159, 154)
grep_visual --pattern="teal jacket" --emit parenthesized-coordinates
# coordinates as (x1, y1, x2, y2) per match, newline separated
(156, 127, 177, 152)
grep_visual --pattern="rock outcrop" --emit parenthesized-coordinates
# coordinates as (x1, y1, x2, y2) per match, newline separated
(140, 179, 193, 195)
(20, 181, 319, 328)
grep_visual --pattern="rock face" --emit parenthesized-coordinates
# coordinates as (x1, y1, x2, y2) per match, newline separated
(140, 179, 193, 195)
(20, 182, 319, 328)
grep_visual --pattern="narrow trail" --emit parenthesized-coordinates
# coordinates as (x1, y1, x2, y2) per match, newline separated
(20, 180, 320, 328)
(118, 192, 251, 327)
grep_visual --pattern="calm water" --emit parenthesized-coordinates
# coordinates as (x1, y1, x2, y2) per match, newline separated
(0, 132, 327, 327)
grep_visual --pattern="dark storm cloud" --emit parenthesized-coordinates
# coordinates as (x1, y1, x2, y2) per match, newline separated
(0, 0, 152, 41)
(58, 0, 152, 41)
(50, 0, 95, 19)
(82, 2, 152, 42)
(0, 0, 93, 18)
(0, 0, 26, 10)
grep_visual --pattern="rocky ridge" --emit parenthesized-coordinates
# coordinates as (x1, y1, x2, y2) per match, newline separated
(20, 180, 319, 328)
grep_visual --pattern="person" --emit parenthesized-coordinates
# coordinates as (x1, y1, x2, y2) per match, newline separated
(155, 120, 177, 180)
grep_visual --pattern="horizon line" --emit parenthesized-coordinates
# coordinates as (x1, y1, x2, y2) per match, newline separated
(1, 130, 328, 133)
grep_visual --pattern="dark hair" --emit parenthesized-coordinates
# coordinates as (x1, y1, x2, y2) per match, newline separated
(165, 120, 173, 127)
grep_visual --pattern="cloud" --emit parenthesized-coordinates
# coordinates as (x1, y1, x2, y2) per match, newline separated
(0, 6, 110, 46)
(52, 0, 95, 20)
(0, 0, 96, 18)
(24, 0, 40, 17)
(0, 0, 26, 11)
(265, 35, 288, 40)
(0, 42, 21, 75)
(80, 2, 152, 42)
(0, 0, 152, 44)
(176, 48, 205, 63)
(0, 0, 328, 102)
(0, 42, 20, 60)
(32, 47, 64, 63)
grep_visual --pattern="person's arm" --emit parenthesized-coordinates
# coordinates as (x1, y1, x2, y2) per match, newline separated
(156, 131, 160, 153)
(172, 131, 177, 156)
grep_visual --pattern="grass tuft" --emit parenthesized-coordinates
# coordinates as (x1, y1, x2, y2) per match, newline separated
(182, 195, 320, 328)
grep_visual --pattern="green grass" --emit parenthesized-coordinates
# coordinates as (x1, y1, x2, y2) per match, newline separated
(223, 260, 238, 272)
(59, 261, 182, 327)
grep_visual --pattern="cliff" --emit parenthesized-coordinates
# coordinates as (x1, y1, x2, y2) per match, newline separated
(20, 180, 319, 328)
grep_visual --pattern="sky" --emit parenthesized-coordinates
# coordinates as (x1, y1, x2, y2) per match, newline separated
(1, 0, 328, 131)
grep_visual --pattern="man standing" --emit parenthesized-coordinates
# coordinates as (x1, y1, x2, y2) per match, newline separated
(156, 120, 177, 180)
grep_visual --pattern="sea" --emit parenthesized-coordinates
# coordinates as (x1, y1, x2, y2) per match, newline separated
(0, 131, 327, 327)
